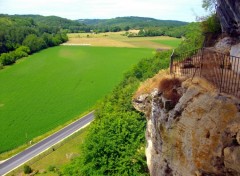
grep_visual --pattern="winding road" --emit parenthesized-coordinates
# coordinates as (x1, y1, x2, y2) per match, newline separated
(0, 112, 94, 176)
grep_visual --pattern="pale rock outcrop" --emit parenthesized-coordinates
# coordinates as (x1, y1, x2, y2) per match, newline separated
(133, 75, 240, 176)
(214, 37, 235, 54)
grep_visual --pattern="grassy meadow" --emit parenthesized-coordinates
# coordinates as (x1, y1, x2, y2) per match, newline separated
(0, 45, 153, 153)
(66, 31, 182, 49)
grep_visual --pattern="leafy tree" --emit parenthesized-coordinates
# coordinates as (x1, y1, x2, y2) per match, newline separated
(23, 165, 32, 174)
(201, 14, 221, 34)
(124, 26, 130, 31)
(23, 34, 47, 53)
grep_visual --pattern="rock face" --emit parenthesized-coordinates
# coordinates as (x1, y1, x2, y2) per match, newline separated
(217, 0, 240, 36)
(214, 37, 235, 54)
(133, 75, 240, 176)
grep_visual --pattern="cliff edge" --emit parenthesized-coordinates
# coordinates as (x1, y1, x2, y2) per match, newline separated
(133, 71, 240, 176)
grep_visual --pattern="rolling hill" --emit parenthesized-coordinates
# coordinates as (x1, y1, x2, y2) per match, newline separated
(78, 16, 188, 28)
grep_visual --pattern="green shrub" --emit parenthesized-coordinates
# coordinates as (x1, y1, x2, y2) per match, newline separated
(0, 63, 3, 70)
(48, 165, 56, 172)
(23, 165, 32, 174)
(201, 14, 221, 34)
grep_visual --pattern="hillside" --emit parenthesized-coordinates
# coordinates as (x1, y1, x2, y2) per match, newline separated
(78, 16, 188, 29)
(11, 14, 90, 32)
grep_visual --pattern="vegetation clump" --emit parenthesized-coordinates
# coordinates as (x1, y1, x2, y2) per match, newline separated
(0, 15, 68, 67)
(23, 164, 32, 174)
(159, 77, 182, 105)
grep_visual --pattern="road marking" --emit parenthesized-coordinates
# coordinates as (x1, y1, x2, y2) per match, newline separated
(1, 112, 94, 176)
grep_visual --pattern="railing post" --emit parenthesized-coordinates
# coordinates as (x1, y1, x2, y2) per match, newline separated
(199, 47, 204, 77)
(170, 49, 174, 74)
(219, 54, 225, 93)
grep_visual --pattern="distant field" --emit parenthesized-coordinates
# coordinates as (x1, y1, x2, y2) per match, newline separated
(152, 39, 182, 48)
(0, 46, 153, 153)
(66, 31, 182, 49)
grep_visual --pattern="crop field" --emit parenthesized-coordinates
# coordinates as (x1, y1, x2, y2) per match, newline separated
(65, 31, 182, 49)
(0, 46, 153, 153)
(151, 39, 182, 48)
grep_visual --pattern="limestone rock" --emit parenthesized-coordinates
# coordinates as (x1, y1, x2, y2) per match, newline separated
(224, 146, 240, 173)
(237, 131, 240, 145)
(217, 0, 240, 36)
(133, 76, 240, 176)
(214, 37, 235, 54)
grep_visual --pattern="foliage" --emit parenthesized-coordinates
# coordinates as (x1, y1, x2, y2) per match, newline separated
(23, 165, 32, 174)
(15, 14, 91, 33)
(176, 22, 204, 52)
(62, 50, 171, 176)
(0, 46, 152, 153)
(80, 16, 188, 33)
(48, 165, 56, 172)
(159, 78, 182, 105)
(0, 14, 68, 66)
(201, 14, 221, 34)
(23, 34, 47, 53)
(135, 22, 202, 39)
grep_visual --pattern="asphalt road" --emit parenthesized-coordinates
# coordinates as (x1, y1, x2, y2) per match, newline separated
(0, 112, 94, 176)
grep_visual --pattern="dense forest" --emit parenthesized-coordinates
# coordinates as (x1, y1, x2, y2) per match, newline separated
(78, 16, 187, 29)
(79, 16, 189, 37)
(0, 14, 71, 67)
(17, 15, 91, 33)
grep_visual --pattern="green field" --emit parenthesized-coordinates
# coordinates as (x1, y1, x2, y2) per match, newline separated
(152, 39, 182, 48)
(0, 46, 153, 153)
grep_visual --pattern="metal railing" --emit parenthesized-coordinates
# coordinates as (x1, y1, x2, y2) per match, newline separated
(170, 47, 240, 98)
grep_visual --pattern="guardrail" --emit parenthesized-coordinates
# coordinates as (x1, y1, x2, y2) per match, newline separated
(170, 47, 240, 98)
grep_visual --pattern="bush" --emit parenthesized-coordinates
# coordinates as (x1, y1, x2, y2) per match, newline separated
(201, 14, 221, 34)
(159, 78, 182, 105)
(0, 53, 15, 65)
(48, 165, 56, 172)
(23, 165, 32, 174)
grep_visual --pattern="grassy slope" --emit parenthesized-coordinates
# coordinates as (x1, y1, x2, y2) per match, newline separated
(0, 46, 153, 153)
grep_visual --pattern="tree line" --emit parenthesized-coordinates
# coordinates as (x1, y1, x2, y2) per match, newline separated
(0, 15, 68, 67)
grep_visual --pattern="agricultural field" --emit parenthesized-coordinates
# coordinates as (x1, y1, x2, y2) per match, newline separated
(0, 46, 153, 153)
(65, 31, 182, 49)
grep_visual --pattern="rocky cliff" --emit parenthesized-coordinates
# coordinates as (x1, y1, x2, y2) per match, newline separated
(133, 72, 240, 176)
(217, 0, 240, 36)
